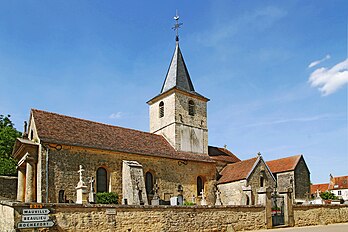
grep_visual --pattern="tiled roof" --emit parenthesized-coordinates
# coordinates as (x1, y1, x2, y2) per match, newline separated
(31, 109, 213, 163)
(310, 183, 329, 194)
(218, 157, 258, 184)
(208, 146, 241, 163)
(330, 175, 348, 190)
(266, 155, 302, 174)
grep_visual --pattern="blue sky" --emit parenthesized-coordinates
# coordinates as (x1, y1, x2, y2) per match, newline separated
(0, 0, 347, 184)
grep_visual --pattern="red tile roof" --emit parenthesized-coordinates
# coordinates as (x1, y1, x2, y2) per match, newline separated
(310, 183, 329, 195)
(218, 157, 258, 184)
(208, 146, 241, 163)
(31, 109, 213, 163)
(330, 175, 348, 190)
(266, 155, 302, 174)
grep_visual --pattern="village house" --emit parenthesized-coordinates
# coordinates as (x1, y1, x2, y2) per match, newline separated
(329, 174, 348, 203)
(266, 155, 310, 204)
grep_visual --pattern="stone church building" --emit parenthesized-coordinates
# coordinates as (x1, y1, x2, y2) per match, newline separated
(11, 32, 310, 206)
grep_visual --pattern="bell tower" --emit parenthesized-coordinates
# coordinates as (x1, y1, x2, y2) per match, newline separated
(147, 13, 209, 154)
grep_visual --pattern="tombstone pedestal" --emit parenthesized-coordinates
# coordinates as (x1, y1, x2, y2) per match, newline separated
(76, 183, 88, 204)
(17, 167, 25, 202)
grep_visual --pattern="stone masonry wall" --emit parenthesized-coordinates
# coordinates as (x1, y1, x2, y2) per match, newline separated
(247, 159, 275, 205)
(294, 158, 310, 200)
(0, 176, 17, 199)
(293, 205, 348, 226)
(1, 201, 266, 232)
(41, 145, 216, 204)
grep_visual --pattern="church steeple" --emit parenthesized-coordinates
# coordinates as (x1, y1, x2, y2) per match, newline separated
(161, 43, 195, 93)
(147, 13, 209, 154)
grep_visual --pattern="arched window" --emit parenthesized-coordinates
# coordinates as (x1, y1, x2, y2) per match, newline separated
(96, 167, 108, 193)
(30, 130, 34, 140)
(145, 172, 154, 195)
(197, 176, 204, 196)
(159, 101, 164, 118)
(246, 195, 250, 205)
(189, 100, 195, 116)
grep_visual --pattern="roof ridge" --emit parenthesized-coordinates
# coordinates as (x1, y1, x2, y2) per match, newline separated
(31, 108, 163, 138)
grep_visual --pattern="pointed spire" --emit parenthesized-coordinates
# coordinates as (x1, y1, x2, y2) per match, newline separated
(161, 43, 195, 93)
(161, 12, 194, 94)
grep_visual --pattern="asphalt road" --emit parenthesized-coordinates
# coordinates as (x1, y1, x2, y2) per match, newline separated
(248, 223, 348, 232)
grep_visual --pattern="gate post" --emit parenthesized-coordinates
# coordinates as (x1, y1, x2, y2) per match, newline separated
(265, 187, 273, 229)
(279, 188, 294, 227)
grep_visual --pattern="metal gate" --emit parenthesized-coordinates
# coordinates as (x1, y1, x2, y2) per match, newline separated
(271, 194, 284, 226)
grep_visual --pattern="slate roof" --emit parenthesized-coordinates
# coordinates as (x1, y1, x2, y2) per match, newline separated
(310, 183, 329, 194)
(330, 175, 348, 190)
(161, 42, 195, 93)
(218, 157, 258, 184)
(266, 155, 302, 174)
(30, 109, 213, 163)
(208, 146, 241, 163)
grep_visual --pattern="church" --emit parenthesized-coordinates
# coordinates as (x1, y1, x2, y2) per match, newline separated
(11, 17, 310, 206)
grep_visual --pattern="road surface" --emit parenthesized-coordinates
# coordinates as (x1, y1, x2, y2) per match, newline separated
(248, 223, 348, 232)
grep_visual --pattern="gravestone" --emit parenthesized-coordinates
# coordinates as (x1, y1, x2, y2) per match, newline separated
(215, 189, 222, 205)
(88, 177, 96, 203)
(170, 196, 178, 205)
(76, 165, 88, 204)
(151, 182, 160, 205)
(122, 160, 148, 205)
(200, 190, 207, 205)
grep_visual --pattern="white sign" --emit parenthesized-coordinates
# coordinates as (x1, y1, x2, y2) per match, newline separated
(22, 215, 49, 222)
(17, 221, 54, 229)
(23, 209, 50, 215)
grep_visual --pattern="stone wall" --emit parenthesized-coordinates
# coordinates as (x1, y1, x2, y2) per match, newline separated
(247, 159, 275, 205)
(294, 157, 310, 201)
(41, 145, 216, 204)
(293, 205, 348, 226)
(0, 201, 266, 232)
(0, 176, 17, 199)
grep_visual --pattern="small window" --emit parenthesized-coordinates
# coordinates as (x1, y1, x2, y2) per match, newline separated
(145, 172, 154, 195)
(338, 190, 342, 196)
(197, 176, 204, 196)
(159, 101, 164, 118)
(30, 130, 34, 140)
(189, 100, 195, 116)
(97, 167, 108, 193)
(260, 176, 264, 187)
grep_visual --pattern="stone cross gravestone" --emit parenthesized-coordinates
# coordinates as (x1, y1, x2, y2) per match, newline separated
(76, 165, 88, 204)
(200, 189, 207, 205)
(122, 160, 148, 205)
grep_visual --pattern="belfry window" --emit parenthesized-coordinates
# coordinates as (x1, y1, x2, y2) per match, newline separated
(159, 101, 164, 118)
(189, 100, 195, 116)
(197, 176, 204, 196)
(96, 167, 108, 193)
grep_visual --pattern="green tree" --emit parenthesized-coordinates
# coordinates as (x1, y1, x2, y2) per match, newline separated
(320, 191, 338, 200)
(0, 115, 21, 176)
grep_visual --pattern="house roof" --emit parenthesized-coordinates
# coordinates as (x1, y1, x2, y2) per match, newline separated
(218, 157, 258, 184)
(208, 146, 241, 163)
(330, 175, 348, 190)
(266, 155, 302, 174)
(30, 109, 213, 163)
(310, 183, 329, 195)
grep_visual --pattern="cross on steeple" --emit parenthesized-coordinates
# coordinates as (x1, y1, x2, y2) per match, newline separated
(172, 10, 183, 42)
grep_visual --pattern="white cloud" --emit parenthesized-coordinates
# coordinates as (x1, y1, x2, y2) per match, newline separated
(308, 54, 331, 68)
(109, 112, 123, 119)
(308, 58, 348, 96)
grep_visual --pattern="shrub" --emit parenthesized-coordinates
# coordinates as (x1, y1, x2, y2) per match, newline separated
(183, 201, 195, 206)
(96, 192, 118, 204)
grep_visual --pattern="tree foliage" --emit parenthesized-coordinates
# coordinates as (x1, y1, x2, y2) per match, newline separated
(320, 191, 338, 200)
(0, 115, 21, 176)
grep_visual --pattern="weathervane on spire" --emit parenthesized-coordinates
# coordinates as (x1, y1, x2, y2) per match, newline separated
(172, 10, 183, 42)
